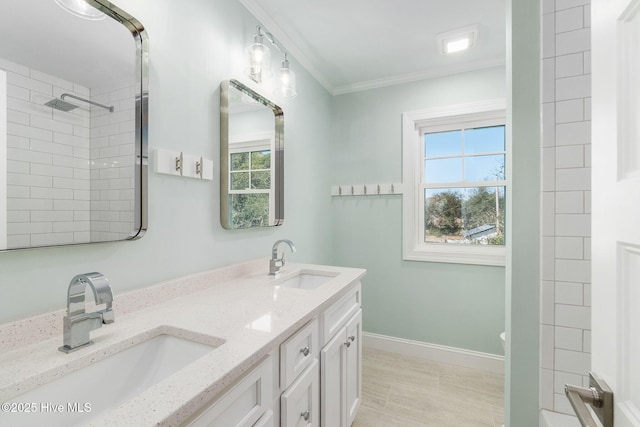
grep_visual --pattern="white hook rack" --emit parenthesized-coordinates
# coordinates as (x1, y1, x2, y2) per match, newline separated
(331, 183, 403, 196)
(154, 148, 213, 181)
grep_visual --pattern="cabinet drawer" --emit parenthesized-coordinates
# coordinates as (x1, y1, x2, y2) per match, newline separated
(186, 355, 273, 427)
(281, 359, 319, 427)
(280, 319, 318, 389)
(320, 283, 361, 346)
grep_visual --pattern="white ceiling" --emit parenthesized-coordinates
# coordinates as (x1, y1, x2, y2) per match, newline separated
(0, 0, 135, 89)
(239, 0, 506, 95)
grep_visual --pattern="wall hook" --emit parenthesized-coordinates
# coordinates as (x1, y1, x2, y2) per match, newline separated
(175, 152, 183, 175)
(196, 156, 203, 178)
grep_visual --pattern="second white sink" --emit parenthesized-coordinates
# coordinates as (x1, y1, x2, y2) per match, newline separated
(278, 272, 337, 290)
(5, 328, 224, 427)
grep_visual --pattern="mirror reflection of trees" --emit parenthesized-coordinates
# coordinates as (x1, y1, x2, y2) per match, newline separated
(229, 149, 271, 228)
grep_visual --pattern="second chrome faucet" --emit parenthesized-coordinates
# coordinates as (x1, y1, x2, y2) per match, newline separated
(270, 239, 296, 275)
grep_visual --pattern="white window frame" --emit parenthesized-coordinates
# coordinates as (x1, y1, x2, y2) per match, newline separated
(229, 131, 275, 225)
(402, 99, 507, 266)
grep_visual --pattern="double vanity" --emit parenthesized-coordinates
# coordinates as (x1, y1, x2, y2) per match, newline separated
(0, 259, 365, 426)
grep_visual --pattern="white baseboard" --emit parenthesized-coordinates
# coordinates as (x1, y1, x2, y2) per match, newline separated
(362, 332, 504, 374)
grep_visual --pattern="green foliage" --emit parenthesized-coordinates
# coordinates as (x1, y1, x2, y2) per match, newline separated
(231, 194, 269, 228)
(425, 191, 463, 236)
(425, 187, 505, 244)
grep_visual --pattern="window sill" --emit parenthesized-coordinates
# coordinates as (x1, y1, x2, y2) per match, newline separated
(403, 244, 506, 266)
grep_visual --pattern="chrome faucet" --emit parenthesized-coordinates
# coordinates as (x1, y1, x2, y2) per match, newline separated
(270, 239, 296, 275)
(59, 272, 114, 353)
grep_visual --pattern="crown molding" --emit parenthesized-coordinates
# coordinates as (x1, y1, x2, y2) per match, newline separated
(331, 57, 506, 96)
(238, 0, 334, 92)
(237, 0, 505, 97)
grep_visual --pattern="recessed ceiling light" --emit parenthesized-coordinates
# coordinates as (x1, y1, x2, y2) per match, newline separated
(437, 25, 478, 55)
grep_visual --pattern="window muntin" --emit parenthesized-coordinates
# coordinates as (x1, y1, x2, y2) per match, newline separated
(402, 100, 506, 266)
(421, 123, 506, 247)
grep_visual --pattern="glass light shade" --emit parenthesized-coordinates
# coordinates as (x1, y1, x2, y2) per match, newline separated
(277, 58, 297, 98)
(245, 35, 271, 83)
(54, 0, 107, 20)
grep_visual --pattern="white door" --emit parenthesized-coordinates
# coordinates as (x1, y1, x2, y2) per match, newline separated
(591, 0, 640, 425)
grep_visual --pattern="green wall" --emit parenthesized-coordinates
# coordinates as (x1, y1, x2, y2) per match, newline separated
(505, 0, 540, 425)
(0, 0, 335, 323)
(330, 68, 507, 355)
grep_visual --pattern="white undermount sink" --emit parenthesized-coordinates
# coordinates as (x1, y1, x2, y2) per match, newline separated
(5, 328, 224, 427)
(277, 271, 337, 290)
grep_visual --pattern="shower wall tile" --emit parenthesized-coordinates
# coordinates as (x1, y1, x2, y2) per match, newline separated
(540, 0, 591, 417)
(555, 53, 584, 78)
(1, 57, 90, 247)
(556, 121, 590, 145)
(89, 83, 136, 241)
(555, 326, 583, 351)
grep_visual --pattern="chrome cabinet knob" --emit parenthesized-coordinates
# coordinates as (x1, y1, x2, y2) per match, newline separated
(348, 335, 355, 342)
(344, 340, 351, 348)
(301, 409, 310, 421)
(300, 346, 310, 357)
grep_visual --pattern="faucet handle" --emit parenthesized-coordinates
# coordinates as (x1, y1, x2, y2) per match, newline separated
(101, 306, 115, 324)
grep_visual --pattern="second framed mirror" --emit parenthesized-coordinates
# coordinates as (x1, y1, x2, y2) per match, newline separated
(220, 80, 283, 229)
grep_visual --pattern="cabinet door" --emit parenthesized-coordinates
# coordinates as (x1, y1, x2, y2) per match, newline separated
(345, 310, 362, 426)
(281, 359, 319, 427)
(186, 355, 273, 427)
(320, 326, 346, 427)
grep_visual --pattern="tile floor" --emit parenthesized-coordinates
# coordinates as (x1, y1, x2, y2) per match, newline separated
(353, 348, 504, 427)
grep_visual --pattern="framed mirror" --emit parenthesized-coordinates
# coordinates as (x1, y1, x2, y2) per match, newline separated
(0, 0, 148, 250)
(220, 80, 283, 229)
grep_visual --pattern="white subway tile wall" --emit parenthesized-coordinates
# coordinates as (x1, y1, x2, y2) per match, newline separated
(2, 58, 90, 247)
(89, 84, 136, 241)
(540, 0, 591, 415)
(1, 57, 136, 247)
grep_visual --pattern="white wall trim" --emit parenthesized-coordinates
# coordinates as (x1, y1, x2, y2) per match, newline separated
(238, 0, 505, 97)
(401, 99, 507, 266)
(332, 58, 506, 96)
(237, 0, 334, 92)
(0, 69, 7, 250)
(362, 332, 504, 374)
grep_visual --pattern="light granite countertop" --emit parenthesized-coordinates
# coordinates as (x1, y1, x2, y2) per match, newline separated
(0, 259, 366, 426)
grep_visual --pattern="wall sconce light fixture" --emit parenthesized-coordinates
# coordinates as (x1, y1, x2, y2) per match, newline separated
(245, 26, 297, 98)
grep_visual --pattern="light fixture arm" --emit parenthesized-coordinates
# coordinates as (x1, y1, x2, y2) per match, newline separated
(256, 26, 285, 55)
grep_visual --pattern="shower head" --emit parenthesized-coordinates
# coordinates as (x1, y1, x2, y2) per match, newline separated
(44, 98, 79, 112)
(43, 93, 114, 113)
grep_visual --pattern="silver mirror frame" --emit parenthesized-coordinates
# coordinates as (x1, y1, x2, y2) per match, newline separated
(88, 0, 148, 240)
(220, 79, 284, 229)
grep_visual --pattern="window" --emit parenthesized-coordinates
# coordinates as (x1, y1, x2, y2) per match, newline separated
(402, 99, 507, 266)
(229, 132, 274, 228)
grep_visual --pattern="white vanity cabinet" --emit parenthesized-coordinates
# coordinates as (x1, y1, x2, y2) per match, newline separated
(280, 319, 320, 427)
(319, 284, 362, 427)
(185, 355, 274, 427)
(182, 281, 362, 427)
